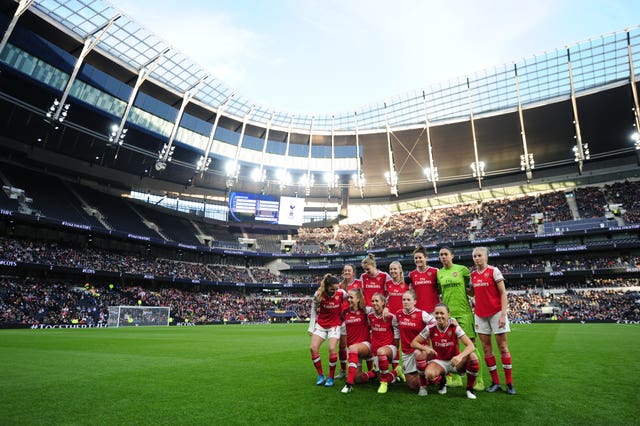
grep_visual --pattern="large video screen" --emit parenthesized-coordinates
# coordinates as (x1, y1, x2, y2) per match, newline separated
(228, 192, 305, 226)
(229, 192, 280, 224)
(277, 196, 305, 226)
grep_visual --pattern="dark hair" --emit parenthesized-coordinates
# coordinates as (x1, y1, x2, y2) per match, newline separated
(316, 274, 340, 303)
(348, 288, 366, 311)
(340, 264, 356, 289)
(413, 244, 427, 256)
(439, 246, 454, 255)
(434, 302, 450, 312)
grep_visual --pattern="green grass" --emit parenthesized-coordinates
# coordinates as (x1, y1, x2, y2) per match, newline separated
(1, 323, 638, 425)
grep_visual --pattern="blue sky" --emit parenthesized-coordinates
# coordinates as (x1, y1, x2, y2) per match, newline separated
(115, 0, 639, 115)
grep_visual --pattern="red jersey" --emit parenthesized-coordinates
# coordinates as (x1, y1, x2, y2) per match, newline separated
(386, 279, 410, 314)
(360, 271, 390, 306)
(343, 308, 370, 346)
(419, 318, 466, 361)
(395, 308, 435, 355)
(310, 288, 347, 329)
(341, 278, 363, 311)
(368, 311, 399, 354)
(409, 266, 440, 313)
(471, 266, 505, 317)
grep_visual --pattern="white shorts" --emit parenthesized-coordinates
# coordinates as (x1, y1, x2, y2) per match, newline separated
(402, 352, 418, 374)
(312, 324, 342, 341)
(340, 323, 347, 336)
(475, 312, 510, 335)
(373, 345, 398, 370)
(430, 359, 463, 375)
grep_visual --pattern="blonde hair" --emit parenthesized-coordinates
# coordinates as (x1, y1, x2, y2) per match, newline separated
(361, 253, 376, 267)
(472, 246, 489, 256)
(371, 292, 387, 308)
(389, 261, 407, 284)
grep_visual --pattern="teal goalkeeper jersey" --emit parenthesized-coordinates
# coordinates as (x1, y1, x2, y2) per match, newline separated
(437, 264, 472, 317)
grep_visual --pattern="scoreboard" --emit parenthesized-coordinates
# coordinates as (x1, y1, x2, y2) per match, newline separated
(228, 192, 304, 226)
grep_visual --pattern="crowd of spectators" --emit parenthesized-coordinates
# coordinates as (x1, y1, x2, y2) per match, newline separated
(2, 277, 638, 326)
(0, 279, 314, 326)
(291, 182, 638, 252)
(509, 288, 640, 322)
(2, 235, 638, 287)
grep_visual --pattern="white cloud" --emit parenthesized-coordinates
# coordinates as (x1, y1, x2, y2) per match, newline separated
(111, 0, 638, 113)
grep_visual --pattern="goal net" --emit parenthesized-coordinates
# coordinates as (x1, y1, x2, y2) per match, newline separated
(107, 306, 171, 327)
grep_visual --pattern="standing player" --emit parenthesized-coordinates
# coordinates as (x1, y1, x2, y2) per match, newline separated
(386, 260, 410, 376)
(340, 289, 374, 394)
(411, 303, 480, 399)
(471, 247, 516, 395)
(409, 245, 440, 313)
(308, 274, 346, 387)
(437, 246, 484, 390)
(360, 254, 390, 306)
(369, 292, 400, 394)
(395, 290, 435, 395)
(337, 264, 363, 379)
(386, 261, 410, 320)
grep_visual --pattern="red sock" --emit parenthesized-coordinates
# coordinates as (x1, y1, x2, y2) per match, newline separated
(385, 370, 397, 383)
(347, 351, 359, 385)
(419, 374, 427, 387)
(501, 352, 513, 385)
(392, 350, 400, 369)
(311, 351, 323, 375)
(359, 372, 372, 383)
(339, 348, 347, 372)
(328, 353, 338, 379)
(366, 356, 375, 372)
(378, 354, 389, 379)
(416, 358, 427, 373)
(485, 354, 500, 384)
(466, 359, 479, 390)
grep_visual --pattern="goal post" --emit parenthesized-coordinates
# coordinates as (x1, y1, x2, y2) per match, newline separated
(107, 306, 171, 327)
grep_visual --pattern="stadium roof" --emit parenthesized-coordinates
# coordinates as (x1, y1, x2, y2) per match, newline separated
(0, 0, 639, 204)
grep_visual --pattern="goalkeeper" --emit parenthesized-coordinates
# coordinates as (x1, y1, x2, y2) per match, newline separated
(436, 246, 485, 390)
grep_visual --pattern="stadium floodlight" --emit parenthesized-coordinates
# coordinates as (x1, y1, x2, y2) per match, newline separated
(352, 173, 365, 188)
(225, 160, 239, 177)
(323, 172, 338, 189)
(155, 143, 175, 172)
(108, 123, 127, 146)
(196, 155, 211, 172)
(299, 172, 314, 188)
(470, 161, 485, 178)
(573, 144, 590, 161)
(251, 167, 266, 182)
(384, 170, 398, 196)
(276, 168, 291, 188)
(44, 98, 70, 128)
(520, 153, 535, 171)
(423, 167, 439, 182)
(107, 305, 170, 327)
(632, 131, 640, 150)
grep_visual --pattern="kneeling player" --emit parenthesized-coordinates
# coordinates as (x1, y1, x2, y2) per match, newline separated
(411, 303, 480, 399)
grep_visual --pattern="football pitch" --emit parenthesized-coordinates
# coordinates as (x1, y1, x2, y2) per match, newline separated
(1, 323, 638, 425)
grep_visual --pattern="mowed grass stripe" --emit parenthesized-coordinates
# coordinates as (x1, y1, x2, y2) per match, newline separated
(1, 324, 638, 425)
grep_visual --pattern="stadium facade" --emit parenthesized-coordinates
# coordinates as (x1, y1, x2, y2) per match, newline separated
(0, 0, 639, 296)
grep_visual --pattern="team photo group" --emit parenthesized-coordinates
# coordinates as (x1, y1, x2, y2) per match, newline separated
(307, 245, 516, 398)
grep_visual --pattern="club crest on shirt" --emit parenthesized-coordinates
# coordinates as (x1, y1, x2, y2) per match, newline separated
(484, 272, 490, 278)
(452, 272, 458, 277)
